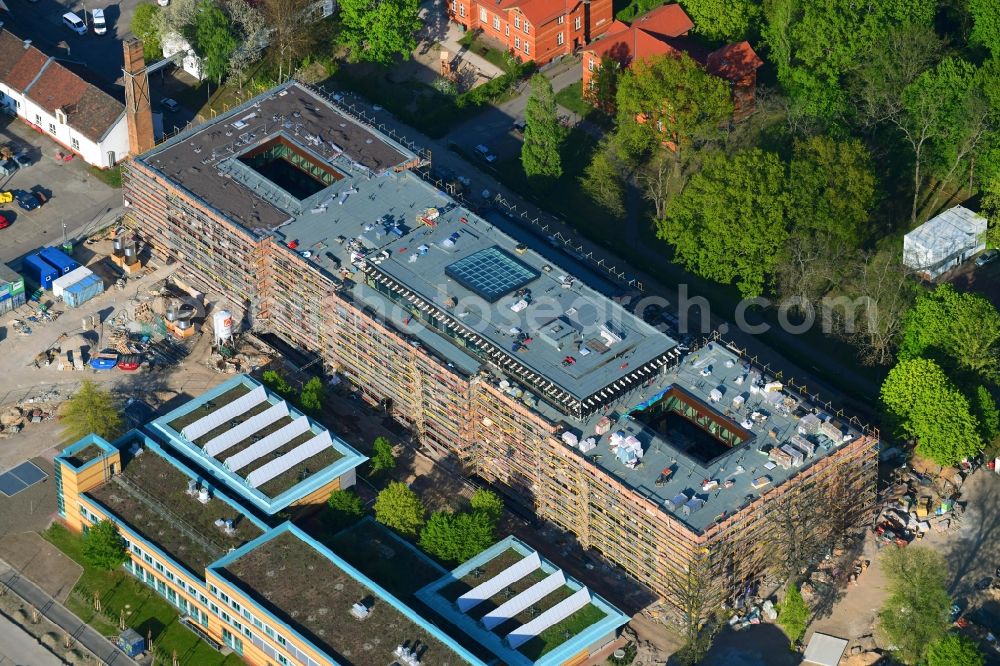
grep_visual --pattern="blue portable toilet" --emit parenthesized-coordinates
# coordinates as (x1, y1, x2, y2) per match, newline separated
(22, 254, 59, 289)
(38, 246, 79, 275)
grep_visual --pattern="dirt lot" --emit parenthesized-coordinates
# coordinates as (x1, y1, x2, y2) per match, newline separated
(0, 532, 81, 602)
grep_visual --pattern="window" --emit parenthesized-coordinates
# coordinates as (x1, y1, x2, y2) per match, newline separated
(459, 4, 465, 17)
(210, 603, 220, 615)
(230, 600, 240, 612)
(588, 59, 596, 72)
(34, 114, 41, 125)
(575, 16, 581, 30)
(199, 594, 208, 605)
(132, 545, 141, 555)
(265, 627, 275, 639)
(155, 562, 164, 573)
(524, 42, 530, 54)
(166, 571, 174, 582)
(144, 554, 152, 564)
(209, 585, 218, 595)
(515, 36, 520, 49)
(220, 592, 230, 604)
(48, 123, 56, 134)
(222, 611, 231, 623)
(514, 16, 520, 28)
(557, 32, 564, 45)
(71, 137, 80, 150)
(493, 15, 500, 29)
(505, 25, 509, 36)
(480, 7, 487, 21)
(557, 15, 564, 24)
(243, 627, 252, 638)
(253, 618, 263, 630)
(277, 656, 288, 666)
(524, 21, 530, 34)
(242, 609, 252, 621)
(277, 635, 287, 647)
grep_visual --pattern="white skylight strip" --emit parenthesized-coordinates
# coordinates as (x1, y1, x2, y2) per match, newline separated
(481, 571, 566, 630)
(203, 401, 289, 457)
(457, 552, 540, 613)
(225, 416, 311, 472)
(505, 588, 592, 649)
(181, 385, 267, 441)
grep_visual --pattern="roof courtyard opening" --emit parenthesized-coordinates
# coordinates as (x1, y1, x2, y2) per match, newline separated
(632, 387, 751, 465)
(238, 136, 342, 200)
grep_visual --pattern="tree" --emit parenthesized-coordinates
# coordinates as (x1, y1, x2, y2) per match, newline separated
(881, 358, 983, 466)
(83, 520, 128, 571)
(615, 53, 732, 163)
(665, 553, 721, 666)
(192, 0, 237, 84)
(587, 56, 620, 114)
(131, 4, 163, 62)
(339, 0, 422, 65)
(521, 75, 563, 184)
(260, 0, 318, 80)
(226, 0, 267, 87)
(879, 546, 952, 664)
(898, 284, 1000, 381)
(579, 140, 625, 217)
(298, 377, 325, 415)
(680, 0, 760, 41)
(969, 0, 1000, 57)
(927, 633, 986, 666)
(658, 148, 789, 298)
(831, 248, 914, 366)
(261, 370, 293, 398)
(972, 386, 1000, 442)
(325, 489, 364, 531)
(369, 436, 396, 475)
(374, 482, 425, 537)
(418, 510, 495, 563)
(777, 583, 810, 647)
(787, 136, 877, 248)
(60, 380, 122, 442)
(774, 233, 845, 316)
(470, 488, 503, 526)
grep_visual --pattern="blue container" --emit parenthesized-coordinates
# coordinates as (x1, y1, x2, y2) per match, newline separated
(117, 628, 145, 657)
(38, 246, 79, 275)
(22, 254, 59, 289)
(63, 273, 104, 307)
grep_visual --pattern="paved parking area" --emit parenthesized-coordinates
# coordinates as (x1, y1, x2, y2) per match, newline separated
(0, 117, 121, 265)
(1, 0, 145, 91)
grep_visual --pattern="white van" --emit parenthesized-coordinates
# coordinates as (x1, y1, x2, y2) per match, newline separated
(62, 12, 87, 35)
(92, 8, 106, 35)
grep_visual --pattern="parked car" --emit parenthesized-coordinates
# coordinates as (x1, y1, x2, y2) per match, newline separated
(15, 190, 45, 211)
(92, 8, 107, 34)
(0, 212, 11, 230)
(474, 144, 497, 163)
(976, 249, 999, 267)
(62, 12, 87, 35)
(512, 119, 527, 136)
(161, 98, 179, 113)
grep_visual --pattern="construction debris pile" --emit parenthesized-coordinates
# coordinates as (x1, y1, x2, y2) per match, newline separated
(876, 460, 966, 546)
(0, 389, 62, 439)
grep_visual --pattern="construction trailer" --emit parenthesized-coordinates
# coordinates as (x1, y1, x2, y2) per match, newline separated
(0, 263, 25, 315)
(903, 205, 988, 280)
(22, 253, 59, 289)
(38, 246, 80, 276)
(122, 80, 879, 613)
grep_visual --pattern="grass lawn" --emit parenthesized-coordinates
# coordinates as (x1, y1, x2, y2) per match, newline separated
(87, 165, 122, 188)
(518, 603, 608, 659)
(458, 30, 512, 72)
(554, 82, 613, 129)
(43, 524, 242, 666)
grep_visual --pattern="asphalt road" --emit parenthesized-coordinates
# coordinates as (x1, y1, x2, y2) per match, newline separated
(1, 0, 146, 93)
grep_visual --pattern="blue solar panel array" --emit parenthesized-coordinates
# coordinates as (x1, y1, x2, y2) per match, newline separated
(0, 461, 47, 497)
(444, 247, 539, 302)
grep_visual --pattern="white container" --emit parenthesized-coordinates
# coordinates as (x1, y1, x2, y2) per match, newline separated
(52, 266, 93, 298)
(213, 309, 233, 344)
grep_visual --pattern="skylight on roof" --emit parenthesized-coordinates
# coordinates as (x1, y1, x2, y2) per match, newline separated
(445, 247, 539, 302)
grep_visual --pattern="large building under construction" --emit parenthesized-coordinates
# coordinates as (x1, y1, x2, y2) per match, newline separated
(122, 81, 878, 610)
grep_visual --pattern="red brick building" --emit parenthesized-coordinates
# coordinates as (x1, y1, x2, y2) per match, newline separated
(581, 3, 763, 120)
(449, 0, 614, 65)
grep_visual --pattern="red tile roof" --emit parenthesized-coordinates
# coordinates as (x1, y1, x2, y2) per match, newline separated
(501, 0, 577, 28)
(0, 29, 124, 143)
(705, 41, 764, 82)
(631, 3, 693, 38)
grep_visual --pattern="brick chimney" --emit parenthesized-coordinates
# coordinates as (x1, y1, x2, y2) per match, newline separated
(123, 38, 154, 156)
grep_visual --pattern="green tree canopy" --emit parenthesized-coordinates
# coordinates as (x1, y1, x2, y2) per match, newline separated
(261, 370, 293, 397)
(326, 489, 364, 531)
(192, 0, 237, 84)
(470, 488, 503, 526)
(615, 53, 732, 160)
(787, 136, 877, 248)
(973, 386, 1000, 442)
(680, 0, 760, 41)
(969, 0, 1000, 57)
(369, 436, 396, 475)
(658, 148, 789, 298)
(587, 56, 620, 115)
(131, 4, 163, 62)
(881, 358, 983, 466)
(579, 140, 626, 218)
(61, 380, 122, 443)
(898, 284, 1000, 382)
(374, 481, 425, 537)
(521, 74, 563, 184)
(298, 377, 325, 415)
(339, 0, 421, 65)
(418, 510, 495, 563)
(879, 546, 952, 664)
(927, 633, 986, 666)
(83, 519, 128, 570)
(776, 583, 810, 646)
